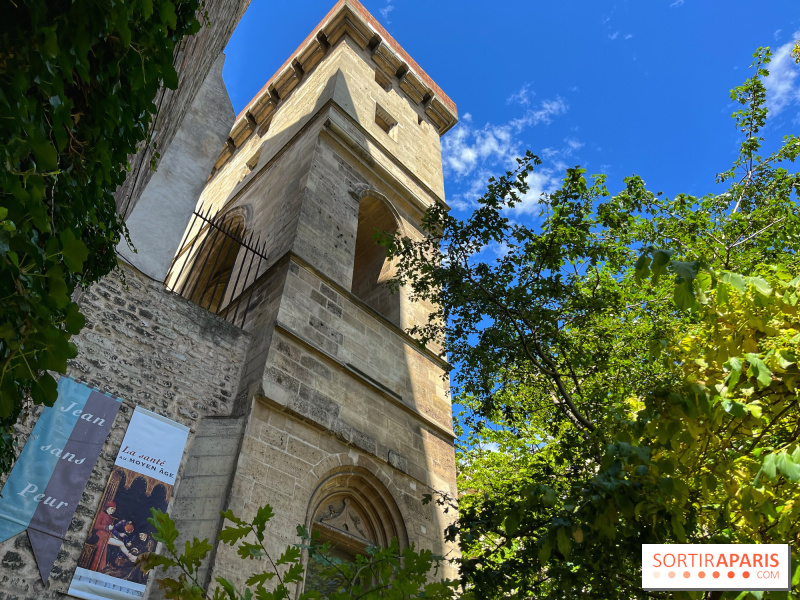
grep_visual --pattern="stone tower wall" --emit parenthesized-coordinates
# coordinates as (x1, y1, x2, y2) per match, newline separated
(0, 265, 250, 599)
(197, 15, 460, 589)
(115, 0, 251, 219)
(0, 1, 460, 597)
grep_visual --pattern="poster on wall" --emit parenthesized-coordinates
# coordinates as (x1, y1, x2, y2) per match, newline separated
(0, 377, 121, 583)
(68, 407, 189, 600)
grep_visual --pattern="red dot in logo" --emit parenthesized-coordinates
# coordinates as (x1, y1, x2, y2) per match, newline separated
(668, 571, 676, 579)
(728, 571, 735, 579)
(712, 571, 720, 579)
(743, 571, 750, 579)
(699, 571, 706, 579)
(683, 571, 690, 578)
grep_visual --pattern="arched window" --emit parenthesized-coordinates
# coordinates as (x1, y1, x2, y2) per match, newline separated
(302, 467, 407, 595)
(351, 196, 401, 326)
(183, 212, 245, 313)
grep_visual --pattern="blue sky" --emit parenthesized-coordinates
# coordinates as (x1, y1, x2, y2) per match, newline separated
(223, 1, 800, 221)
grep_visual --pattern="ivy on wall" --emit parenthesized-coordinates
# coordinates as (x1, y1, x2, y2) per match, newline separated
(0, 0, 203, 472)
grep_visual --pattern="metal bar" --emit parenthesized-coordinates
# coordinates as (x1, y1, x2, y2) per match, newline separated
(205, 216, 239, 312)
(187, 213, 224, 303)
(235, 236, 261, 327)
(224, 231, 253, 318)
(241, 240, 266, 327)
(200, 215, 233, 310)
(165, 210, 200, 289)
(175, 208, 210, 296)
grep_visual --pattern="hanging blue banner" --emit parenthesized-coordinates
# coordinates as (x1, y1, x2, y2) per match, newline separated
(0, 377, 121, 582)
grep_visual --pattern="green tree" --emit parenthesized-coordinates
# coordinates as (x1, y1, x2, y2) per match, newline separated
(384, 48, 800, 599)
(143, 505, 458, 600)
(0, 0, 203, 471)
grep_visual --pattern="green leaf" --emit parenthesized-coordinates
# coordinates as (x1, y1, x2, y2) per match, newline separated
(218, 524, 250, 545)
(31, 139, 58, 171)
(745, 276, 772, 296)
(182, 537, 213, 572)
(64, 303, 85, 334)
(722, 271, 747, 293)
(31, 374, 58, 406)
(650, 249, 673, 285)
(762, 453, 777, 480)
(673, 280, 696, 310)
(538, 538, 552, 563)
(163, 65, 179, 90)
(48, 268, 70, 309)
(60, 229, 89, 273)
(0, 323, 14, 340)
(246, 572, 275, 587)
(776, 453, 800, 482)
(282, 562, 304, 584)
(670, 260, 700, 282)
(237, 542, 264, 560)
(671, 515, 686, 541)
(253, 504, 275, 539)
(159, 1, 177, 29)
(556, 527, 572, 558)
(275, 545, 301, 567)
(216, 577, 238, 600)
(504, 511, 520, 536)
(634, 253, 651, 284)
(745, 353, 772, 388)
(43, 29, 58, 58)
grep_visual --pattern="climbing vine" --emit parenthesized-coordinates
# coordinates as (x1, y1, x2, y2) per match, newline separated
(0, 0, 203, 471)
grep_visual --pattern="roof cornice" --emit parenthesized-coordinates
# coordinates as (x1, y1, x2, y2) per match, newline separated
(226, 0, 458, 155)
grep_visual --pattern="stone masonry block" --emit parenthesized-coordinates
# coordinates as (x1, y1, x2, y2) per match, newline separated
(287, 436, 323, 465)
(388, 450, 408, 474)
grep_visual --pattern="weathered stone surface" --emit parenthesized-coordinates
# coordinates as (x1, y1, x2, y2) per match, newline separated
(119, 54, 235, 281)
(115, 0, 251, 218)
(0, 265, 250, 599)
(0, 2, 460, 597)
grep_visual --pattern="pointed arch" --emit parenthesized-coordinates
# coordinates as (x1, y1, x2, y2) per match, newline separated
(183, 208, 247, 313)
(351, 193, 402, 326)
(302, 466, 408, 594)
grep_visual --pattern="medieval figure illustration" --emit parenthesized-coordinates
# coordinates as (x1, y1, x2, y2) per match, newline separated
(104, 531, 157, 583)
(88, 501, 117, 571)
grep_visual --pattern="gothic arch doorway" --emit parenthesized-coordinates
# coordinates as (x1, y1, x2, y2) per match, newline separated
(302, 466, 408, 595)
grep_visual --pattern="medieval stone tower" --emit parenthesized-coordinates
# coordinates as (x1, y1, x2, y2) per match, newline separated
(0, 1, 459, 597)
(175, 0, 460, 590)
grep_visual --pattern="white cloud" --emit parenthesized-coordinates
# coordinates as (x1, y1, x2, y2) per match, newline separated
(443, 97, 568, 179)
(507, 82, 534, 106)
(379, 1, 395, 22)
(442, 97, 573, 215)
(608, 31, 619, 41)
(509, 97, 568, 130)
(670, 0, 685, 7)
(774, 29, 783, 41)
(624, 33, 634, 40)
(541, 137, 584, 161)
(764, 33, 800, 119)
(512, 168, 561, 215)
